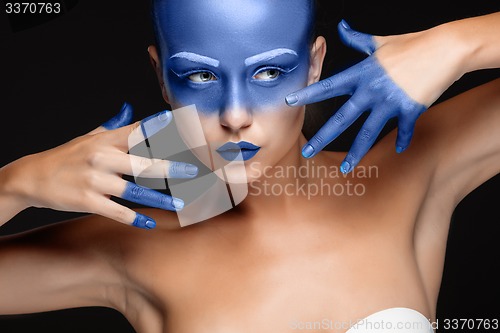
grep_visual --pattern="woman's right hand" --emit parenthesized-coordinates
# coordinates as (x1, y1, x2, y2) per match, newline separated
(0, 103, 198, 229)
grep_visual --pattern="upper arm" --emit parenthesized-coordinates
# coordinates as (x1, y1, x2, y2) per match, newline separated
(0, 217, 126, 315)
(418, 77, 500, 206)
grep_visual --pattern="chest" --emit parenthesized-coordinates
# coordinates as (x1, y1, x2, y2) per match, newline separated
(138, 222, 429, 333)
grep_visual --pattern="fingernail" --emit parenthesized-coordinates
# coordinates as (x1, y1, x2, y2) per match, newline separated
(169, 162, 198, 178)
(340, 19, 350, 29)
(172, 198, 184, 210)
(145, 220, 156, 229)
(286, 93, 299, 106)
(132, 214, 156, 229)
(158, 110, 171, 122)
(396, 145, 406, 154)
(340, 160, 351, 174)
(302, 144, 315, 158)
(185, 164, 198, 176)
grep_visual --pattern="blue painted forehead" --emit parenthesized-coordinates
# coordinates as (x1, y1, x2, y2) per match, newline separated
(151, 0, 316, 61)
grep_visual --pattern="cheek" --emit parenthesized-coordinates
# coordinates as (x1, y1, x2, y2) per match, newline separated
(258, 105, 305, 144)
(250, 67, 310, 110)
(165, 75, 224, 114)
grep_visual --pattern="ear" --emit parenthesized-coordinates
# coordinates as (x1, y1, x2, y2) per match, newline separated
(147, 45, 171, 104)
(307, 36, 327, 85)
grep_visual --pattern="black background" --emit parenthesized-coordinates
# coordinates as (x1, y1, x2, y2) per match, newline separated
(0, 1, 499, 332)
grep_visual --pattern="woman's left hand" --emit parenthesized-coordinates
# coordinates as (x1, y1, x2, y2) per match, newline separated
(286, 19, 466, 173)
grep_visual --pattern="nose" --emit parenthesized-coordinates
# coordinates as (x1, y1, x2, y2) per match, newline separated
(219, 78, 253, 131)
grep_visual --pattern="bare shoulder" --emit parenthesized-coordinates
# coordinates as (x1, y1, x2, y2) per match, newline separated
(39, 208, 186, 273)
(371, 78, 500, 203)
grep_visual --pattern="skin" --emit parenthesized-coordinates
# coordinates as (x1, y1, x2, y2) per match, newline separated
(149, 0, 319, 183)
(289, 13, 500, 173)
(0, 2, 499, 333)
(0, 103, 198, 228)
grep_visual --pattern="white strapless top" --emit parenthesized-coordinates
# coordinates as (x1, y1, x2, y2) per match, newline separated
(346, 307, 434, 333)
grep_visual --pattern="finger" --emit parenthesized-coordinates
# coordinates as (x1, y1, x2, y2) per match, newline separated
(127, 110, 173, 149)
(302, 94, 369, 158)
(97, 151, 198, 179)
(88, 102, 134, 135)
(395, 115, 418, 154)
(92, 195, 157, 229)
(104, 177, 184, 212)
(127, 157, 199, 179)
(337, 19, 376, 55)
(285, 67, 359, 107)
(340, 111, 387, 173)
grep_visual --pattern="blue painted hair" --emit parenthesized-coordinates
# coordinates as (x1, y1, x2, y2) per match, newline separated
(150, 0, 318, 61)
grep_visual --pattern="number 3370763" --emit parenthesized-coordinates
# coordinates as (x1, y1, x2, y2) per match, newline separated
(5, 3, 61, 14)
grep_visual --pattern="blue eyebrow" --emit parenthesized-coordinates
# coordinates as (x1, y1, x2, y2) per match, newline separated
(244, 48, 298, 67)
(169, 52, 220, 68)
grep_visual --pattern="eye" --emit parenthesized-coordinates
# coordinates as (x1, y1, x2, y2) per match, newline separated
(253, 69, 282, 81)
(188, 72, 217, 82)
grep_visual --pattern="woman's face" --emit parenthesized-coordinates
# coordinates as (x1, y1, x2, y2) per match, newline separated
(150, 0, 325, 182)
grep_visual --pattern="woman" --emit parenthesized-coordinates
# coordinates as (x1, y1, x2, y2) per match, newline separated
(1, 0, 499, 332)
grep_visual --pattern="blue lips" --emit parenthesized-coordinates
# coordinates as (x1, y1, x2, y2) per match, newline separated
(216, 141, 261, 161)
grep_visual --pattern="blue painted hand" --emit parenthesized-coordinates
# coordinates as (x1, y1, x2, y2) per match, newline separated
(286, 20, 427, 173)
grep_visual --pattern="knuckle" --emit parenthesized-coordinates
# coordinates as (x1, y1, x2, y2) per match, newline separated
(139, 157, 154, 170)
(130, 184, 145, 200)
(344, 98, 359, 111)
(83, 170, 101, 189)
(129, 121, 141, 136)
(398, 126, 411, 138)
(78, 190, 96, 212)
(112, 206, 130, 223)
(320, 78, 334, 92)
(132, 120, 141, 130)
(158, 194, 171, 209)
(311, 134, 325, 147)
(345, 152, 358, 164)
(333, 112, 345, 125)
(168, 161, 181, 176)
(87, 150, 104, 168)
(359, 129, 372, 142)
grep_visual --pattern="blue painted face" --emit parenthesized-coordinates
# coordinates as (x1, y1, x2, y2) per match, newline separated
(153, 0, 315, 114)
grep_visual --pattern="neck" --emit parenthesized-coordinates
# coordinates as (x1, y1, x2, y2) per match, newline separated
(236, 134, 312, 218)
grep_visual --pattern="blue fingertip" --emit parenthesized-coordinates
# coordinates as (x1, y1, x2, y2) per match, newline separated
(140, 110, 172, 138)
(340, 19, 350, 29)
(186, 164, 199, 176)
(102, 102, 134, 130)
(396, 145, 406, 154)
(158, 110, 172, 121)
(132, 213, 156, 230)
(340, 160, 351, 174)
(172, 198, 184, 211)
(286, 93, 299, 106)
(168, 162, 199, 178)
(302, 144, 315, 158)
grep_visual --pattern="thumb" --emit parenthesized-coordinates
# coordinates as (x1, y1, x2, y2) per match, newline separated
(337, 19, 376, 55)
(88, 102, 134, 135)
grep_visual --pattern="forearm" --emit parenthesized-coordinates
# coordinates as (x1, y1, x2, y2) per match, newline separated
(0, 160, 30, 226)
(444, 11, 500, 75)
(0, 220, 117, 315)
